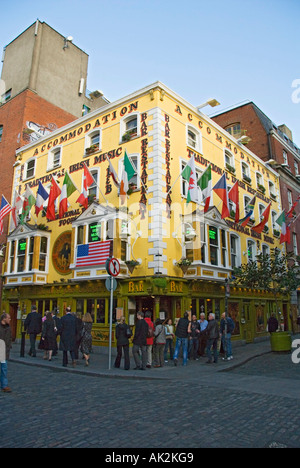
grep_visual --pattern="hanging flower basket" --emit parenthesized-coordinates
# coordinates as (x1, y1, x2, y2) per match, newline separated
(176, 258, 192, 274)
(125, 260, 139, 274)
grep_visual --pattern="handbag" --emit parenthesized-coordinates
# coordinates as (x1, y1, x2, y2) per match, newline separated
(126, 326, 132, 338)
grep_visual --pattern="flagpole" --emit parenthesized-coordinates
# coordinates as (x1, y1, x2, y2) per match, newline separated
(84, 162, 109, 206)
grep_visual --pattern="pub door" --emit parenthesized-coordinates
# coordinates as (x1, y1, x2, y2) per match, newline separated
(9, 303, 18, 341)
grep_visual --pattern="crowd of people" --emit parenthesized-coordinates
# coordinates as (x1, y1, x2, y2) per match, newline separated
(0, 305, 238, 392)
(115, 310, 236, 371)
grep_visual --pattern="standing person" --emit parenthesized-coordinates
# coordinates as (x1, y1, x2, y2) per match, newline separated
(144, 311, 155, 368)
(40, 311, 57, 361)
(153, 319, 167, 368)
(173, 312, 191, 367)
(74, 313, 83, 362)
(0, 313, 12, 393)
(267, 314, 279, 334)
(59, 306, 78, 368)
(206, 313, 220, 364)
(24, 305, 42, 357)
(198, 313, 208, 357)
(114, 316, 131, 371)
(220, 312, 235, 361)
(80, 313, 93, 367)
(189, 314, 200, 360)
(164, 318, 174, 362)
(132, 312, 149, 371)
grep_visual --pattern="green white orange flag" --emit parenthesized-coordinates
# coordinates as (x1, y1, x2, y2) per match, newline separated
(198, 164, 212, 212)
(276, 211, 291, 244)
(59, 171, 77, 218)
(120, 151, 136, 204)
(182, 155, 199, 204)
(20, 186, 36, 224)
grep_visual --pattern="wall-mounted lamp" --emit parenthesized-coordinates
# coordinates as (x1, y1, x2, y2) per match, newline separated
(237, 135, 252, 145)
(197, 99, 220, 112)
(63, 36, 73, 50)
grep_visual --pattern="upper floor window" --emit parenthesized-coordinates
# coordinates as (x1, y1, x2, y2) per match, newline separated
(85, 130, 101, 156)
(225, 123, 241, 139)
(88, 169, 99, 202)
(25, 158, 36, 180)
(47, 147, 62, 171)
(120, 113, 140, 142)
(0, 125, 3, 142)
(225, 149, 235, 172)
(186, 125, 202, 153)
(241, 162, 251, 183)
(294, 160, 299, 176)
(1, 89, 12, 103)
(283, 150, 288, 165)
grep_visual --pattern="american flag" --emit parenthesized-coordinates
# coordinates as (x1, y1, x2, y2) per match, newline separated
(75, 240, 111, 267)
(0, 196, 12, 235)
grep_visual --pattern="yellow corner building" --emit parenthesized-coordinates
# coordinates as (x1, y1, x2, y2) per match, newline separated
(2, 82, 289, 346)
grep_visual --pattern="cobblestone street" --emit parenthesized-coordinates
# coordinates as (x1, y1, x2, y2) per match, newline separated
(1, 347, 300, 448)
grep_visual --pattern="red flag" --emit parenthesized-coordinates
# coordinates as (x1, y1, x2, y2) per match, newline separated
(251, 203, 271, 234)
(228, 181, 240, 223)
(76, 163, 95, 209)
(287, 195, 300, 218)
(46, 177, 61, 221)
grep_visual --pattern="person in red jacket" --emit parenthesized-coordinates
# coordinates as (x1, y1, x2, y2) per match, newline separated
(145, 310, 155, 368)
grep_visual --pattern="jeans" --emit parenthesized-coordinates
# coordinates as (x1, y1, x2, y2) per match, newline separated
(222, 333, 232, 358)
(206, 338, 218, 363)
(132, 344, 147, 369)
(188, 337, 199, 359)
(1, 362, 8, 389)
(164, 339, 174, 360)
(173, 337, 188, 365)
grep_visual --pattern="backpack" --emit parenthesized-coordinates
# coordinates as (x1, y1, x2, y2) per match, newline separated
(148, 326, 154, 338)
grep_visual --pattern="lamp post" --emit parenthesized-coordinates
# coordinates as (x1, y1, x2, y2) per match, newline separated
(197, 99, 220, 112)
(224, 278, 230, 358)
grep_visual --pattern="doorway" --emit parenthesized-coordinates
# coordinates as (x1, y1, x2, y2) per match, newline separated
(9, 303, 18, 341)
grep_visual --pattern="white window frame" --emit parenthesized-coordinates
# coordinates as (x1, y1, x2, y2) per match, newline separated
(84, 129, 102, 156)
(118, 153, 139, 189)
(47, 146, 62, 171)
(230, 233, 241, 268)
(241, 161, 251, 181)
(186, 124, 202, 154)
(224, 149, 235, 170)
(119, 112, 140, 143)
(24, 158, 36, 180)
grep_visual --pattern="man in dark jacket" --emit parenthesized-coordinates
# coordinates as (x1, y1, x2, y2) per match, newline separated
(206, 313, 219, 364)
(173, 312, 191, 366)
(24, 305, 42, 357)
(132, 312, 149, 370)
(0, 313, 12, 393)
(114, 316, 131, 370)
(59, 307, 78, 367)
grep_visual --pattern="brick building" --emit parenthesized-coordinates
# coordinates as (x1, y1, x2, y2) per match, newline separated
(212, 102, 300, 312)
(0, 20, 109, 312)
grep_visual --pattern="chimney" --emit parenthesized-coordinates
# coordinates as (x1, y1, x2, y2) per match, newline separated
(278, 124, 293, 142)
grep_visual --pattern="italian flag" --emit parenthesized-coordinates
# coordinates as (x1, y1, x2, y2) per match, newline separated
(276, 211, 291, 244)
(59, 171, 77, 218)
(198, 164, 213, 212)
(182, 155, 199, 204)
(120, 151, 136, 204)
(20, 186, 36, 224)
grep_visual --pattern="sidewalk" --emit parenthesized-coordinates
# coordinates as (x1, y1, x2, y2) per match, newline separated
(9, 337, 275, 381)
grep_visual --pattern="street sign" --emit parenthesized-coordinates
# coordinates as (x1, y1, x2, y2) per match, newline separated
(105, 277, 117, 292)
(107, 257, 120, 277)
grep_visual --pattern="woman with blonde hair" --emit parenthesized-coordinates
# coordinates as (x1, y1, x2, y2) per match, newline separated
(80, 313, 93, 366)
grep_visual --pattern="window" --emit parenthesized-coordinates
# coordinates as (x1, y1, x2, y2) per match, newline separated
(230, 234, 240, 268)
(119, 154, 138, 189)
(209, 226, 218, 266)
(287, 190, 293, 209)
(88, 169, 99, 202)
(247, 240, 256, 262)
(0, 125, 3, 142)
(120, 113, 140, 142)
(283, 150, 288, 165)
(88, 222, 101, 243)
(221, 229, 227, 267)
(77, 226, 84, 245)
(181, 159, 201, 198)
(262, 244, 269, 257)
(39, 237, 48, 271)
(241, 162, 251, 183)
(186, 125, 202, 153)
(85, 130, 101, 155)
(225, 123, 241, 138)
(82, 105, 90, 116)
(1, 89, 12, 103)
(48, 147, 62, 170)
(9, 241, 15, 273)
(25, 159, 36, 179)
(28, 237, 35, 271)
(269, 181, 276, 199)
(294, 160, 299, 176)
(225, 149, 235, 172)
(293, 233, 298, 257)
(17, 238, 27, 272)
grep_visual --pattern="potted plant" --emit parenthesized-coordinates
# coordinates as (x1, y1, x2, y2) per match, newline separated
(125, 260, 139, 274)
(176, 258, 192, 274)
(85, 144, 99, 155)
(258, 184, 266, 194)
(242, 175, 252, 185)
(226, 163, 236, 175)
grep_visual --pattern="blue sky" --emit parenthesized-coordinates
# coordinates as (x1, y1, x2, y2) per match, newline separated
(1, 0, 299, 145)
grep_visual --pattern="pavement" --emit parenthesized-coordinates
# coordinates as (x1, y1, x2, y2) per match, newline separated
(9, 336, 274, 381)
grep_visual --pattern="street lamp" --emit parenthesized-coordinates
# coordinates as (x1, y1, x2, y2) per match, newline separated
(224, 278, 230, 357)
(197, 99, 220, 112)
